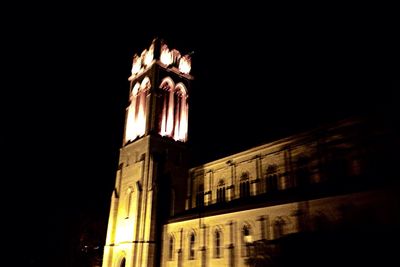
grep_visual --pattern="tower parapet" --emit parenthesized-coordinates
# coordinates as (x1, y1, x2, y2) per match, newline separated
(128, 38, 193, 82)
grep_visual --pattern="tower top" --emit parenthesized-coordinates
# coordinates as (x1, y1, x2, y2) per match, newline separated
(128, 38, 194, 81)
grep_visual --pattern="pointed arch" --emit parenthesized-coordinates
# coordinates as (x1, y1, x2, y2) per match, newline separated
(242, 223, 252, 257)
(115, 251, 127, 267)
(213, 227, 223, 258)
(266, 164, 279, 192)
(173, 83, 189, 142)
(168, 234, 175, 261)
(188, 230, 196, 260)
(217, 179, 226, 203)
(125, 76, 151, 143)
(159, 77, 175, 137)
(240, 172, 250, 198)
(125, 186, 133, 218)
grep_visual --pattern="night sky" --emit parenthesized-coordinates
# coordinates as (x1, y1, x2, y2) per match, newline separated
(5, 6, 398, 266)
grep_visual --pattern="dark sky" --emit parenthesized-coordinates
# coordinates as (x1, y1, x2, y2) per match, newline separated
(5, 6, 398, 266)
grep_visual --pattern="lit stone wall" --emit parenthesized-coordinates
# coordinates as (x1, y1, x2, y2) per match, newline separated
(162, 188, 392, 267)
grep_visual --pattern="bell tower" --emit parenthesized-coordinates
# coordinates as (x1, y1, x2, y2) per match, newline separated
(102, 38, 193, 267)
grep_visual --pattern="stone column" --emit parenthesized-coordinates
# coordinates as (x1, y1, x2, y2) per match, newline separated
(226, 220, 235, 267)
(227, 161, 236, 201)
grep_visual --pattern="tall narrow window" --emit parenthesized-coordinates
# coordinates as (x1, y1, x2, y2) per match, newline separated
(240, 172, 250, 198)
(159, 77, 175, 137)
(217, 179, 226, 203)
(215, 230, 222, 258)
(168, 235, 174, 261)
(196, 184, 204, 208)
(158, 79, 189, 142)
(266, 164, 278, 192)
(125, 77, 151, 143)
(189, 233, 195, 260)
(125, 187, 133, 218)
(274, 217, 285, 239)
(242, 225, 252, 257)
(120, 258, 126, 267)
(173, 83, 188, 142)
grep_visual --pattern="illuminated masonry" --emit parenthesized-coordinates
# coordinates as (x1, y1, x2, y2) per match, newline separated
(103, 39, 397, 267)
(125, 39, 191, 143)
(102, 38, 193, 267)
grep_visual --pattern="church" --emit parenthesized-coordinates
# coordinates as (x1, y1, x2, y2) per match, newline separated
(102, 39, 399, 267)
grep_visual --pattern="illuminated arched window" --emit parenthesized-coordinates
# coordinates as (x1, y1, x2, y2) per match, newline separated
(189, 232, 196, 260)
(168, 235, 174, 261)
(159, 77, 175, 137)
(214, 229, 222, 258)
(125, 77, 151, 143)
(173, 83, 188, 142)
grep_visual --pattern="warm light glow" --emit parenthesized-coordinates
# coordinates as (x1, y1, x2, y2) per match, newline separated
(125, 77, 151, 143)
(128, 41, 155, 81)
(175, 83, 188, 141)
(131, 54, 141, 75)
(160, 44, 173, 65)
(143, 43, 154, 66)
(115, 219, 134, 244)
(159, 79, 188, 142)
(159, 78, 175, 137)
(179, 54, 191, 74)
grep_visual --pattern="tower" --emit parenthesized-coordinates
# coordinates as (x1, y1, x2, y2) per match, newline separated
(102, 38, 193, 267)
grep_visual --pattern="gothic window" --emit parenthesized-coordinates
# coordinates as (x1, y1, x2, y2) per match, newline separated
(125, 187, 133, 218)
(173, 83, 188, 142)
(217, 179, 226, 203)
(242, 224, 252, 257)
(214, 229, 222, 258)
(266, 164, 278, 192)
(120, 258, 126, 267)
(159, 77, 175, 137)
(273, 217, 285, 239)
(158, 79, 189, 142)
(296, 155, 311, 187)
(168, 235, 174, 261)
(125, 77, 151, 143)
(196, 184, 204, 208)
(240, 172, 250, 198)
(189, 232, 196, 260)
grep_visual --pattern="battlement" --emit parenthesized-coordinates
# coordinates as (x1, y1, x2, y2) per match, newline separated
(128, 38, 193, 81)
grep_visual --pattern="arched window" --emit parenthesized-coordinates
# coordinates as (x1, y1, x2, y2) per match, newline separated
(266, 164, 278, 192)
(168, 235, 174, 261)
(196, 184, 204, 208)
(189, 232, 196, 260)
(173, 83, 188, 142)
(217, 179, 226, 203)
(120, 257, 126, 267)
(158, 79, 189, 142)
(125, 77, 151, 143)
(273, 217, 285, 239)
(214, 229, 222, 258)
(125, 187, 133, 218)
(296, 156, 310, 187)
(159, 77, 175, 137)
(242, 225, 252, 257)
(240, 172, 250, 198)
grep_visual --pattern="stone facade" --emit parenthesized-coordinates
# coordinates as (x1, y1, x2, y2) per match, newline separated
(161, 117, 398, 267)
(103, 39, 399, 267)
